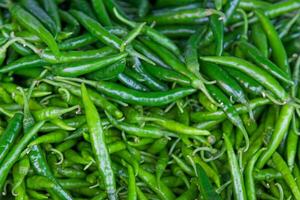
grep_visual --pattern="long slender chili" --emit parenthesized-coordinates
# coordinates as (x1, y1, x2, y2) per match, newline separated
(81, 84, 116, 200)
(245, 148, 265, 200)
(224, 133, 247, 200)
(0, 113, 23, 164)
(272, 152, 300, 199)
(8, 4, 60, 57)
(201, 56, 289, 102)
(256, 104, 294, 169)
(20, 88, 73, 200)
(255, 9, 290, 74)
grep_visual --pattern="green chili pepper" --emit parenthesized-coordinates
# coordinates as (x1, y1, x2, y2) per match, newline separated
(41, 0, 61, 32)
(210, 14, 224, 56)
(251, 23, 269, 58)
(51, 53, 127, 77)
(238, 39, 292, 84)
(256, 104, 294, 169)
(196, 163, 221, 200)
(0, 113, 23, 164)
(245, 148, 265, 200)
(91, 0, 112, 26)
(272, 152, 300, 199)
(9, 4, 60, 57)
(43, 79, 123, 119)
(86, 59, 126, 81)
(21, 0, 58, 35)
(70, 0, 97, 19)
(256, 9, 290, 74)
(118, 73, 150, 92)
(106, 112, 175, 138)
(12, 156, 30, 200)
(81, 84, 116, 200)
(0, 121, 45, 191)
(224, 133, 247, 200)
(57, 77, 196, 106)
(29, 130, 68, 146)
(201, 56, 289, 102)
(144, 7, 220, 25)
(143, 62, 191, 86)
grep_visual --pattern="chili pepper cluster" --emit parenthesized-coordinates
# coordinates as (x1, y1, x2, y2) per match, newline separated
(0, 0, 300, 199)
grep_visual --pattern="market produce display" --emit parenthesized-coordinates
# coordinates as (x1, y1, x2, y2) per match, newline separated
(0, 0, 300, 199)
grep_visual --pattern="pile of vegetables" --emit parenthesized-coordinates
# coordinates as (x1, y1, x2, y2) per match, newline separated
(0, 0, 300, 199)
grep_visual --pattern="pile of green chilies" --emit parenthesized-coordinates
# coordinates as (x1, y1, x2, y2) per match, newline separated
(0, 0, 300, 199)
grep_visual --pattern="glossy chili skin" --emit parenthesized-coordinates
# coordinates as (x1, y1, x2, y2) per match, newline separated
(1, 0, 299, 199)
(238, 40, 292, 85)
(191, 98, 270, 123)
(106, 112, 175, 138)
(29, 130, 68, 146)
(245, 148, 265, 200)
(256, 9, 290, 74)
(91, 0, 112, 26)
(11, 42, 33, 56)
(44, 79, 123, 119)
(12, 157, 30, 200)
(201, 56, 289, 101)
(81, 84, 116, 200)
(272, 152, 300, 199)
(225, 68, 264, 96)
(51, 53, 127, 77)
(0, 113, 23, 164)
(20, 89, 73, 200)
(230, 0, 300, 23)
(132, 40, 171, 69)
(210, 14, 224, 56)
(143, 62, 191, 86)
(86, 59, 126, 81)
(206, 84, 246, 133)
(132, 59, 169, 91)
(9, 4, 60, 57)
(156, 25, 196, 38)
(33, 106, 78, 121)
(58, 33, 97, 50)
(144, 7, 213, 25)
(83, 79, 196, 106)
(70, 9, 122, 49)
(224, 0, 240, 23)
(114, 9, 181, 57)
(224, 133, 247, 200)
(120, 22, 146, 52)
(41, 46, 117, 64)
(144, 115, 210, 136)
(0, 47, 118, 73)
(140, 37, 195, 79)
(251, 23, 268, 58)
(126, 164, 137, 200)
(286, 119, 298, 170)
(256, 104, 294, 169)
(0, 55, 47, 73)
(118, 73, 150, 92)
(239, 0, 271, 11)
(0, 121, 45, 192)
(184, 28, 206, 78)
(21, 0, 58, 35)
(201, 62, 248, 105)
(41, 0, 61, 31)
